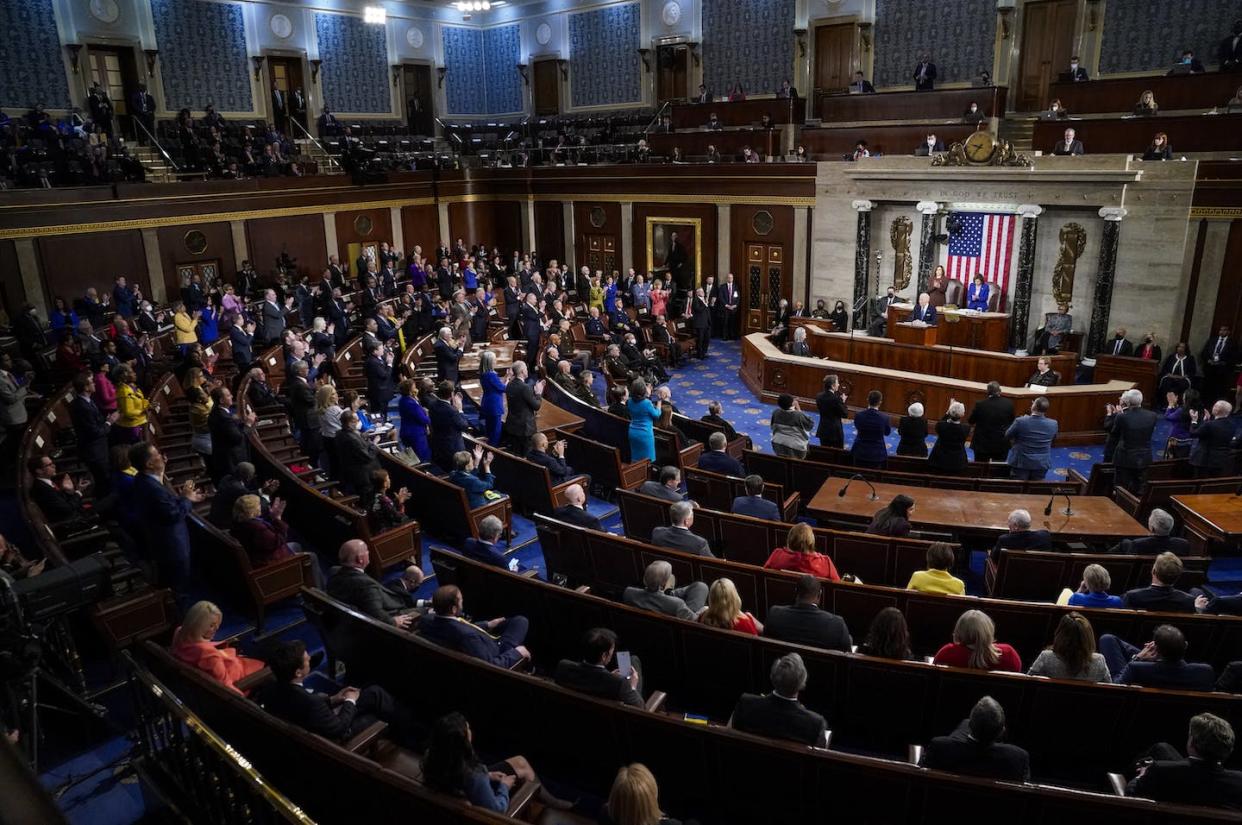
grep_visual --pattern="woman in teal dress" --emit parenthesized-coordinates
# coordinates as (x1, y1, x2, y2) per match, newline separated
(627, 377, 662, 463)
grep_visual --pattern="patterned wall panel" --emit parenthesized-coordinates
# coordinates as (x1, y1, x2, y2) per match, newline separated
(314, 12, 392, 114)
(702, 0, 795, 97)
(1100, 0, 1242, 73)
(443, 26, 487, 114)
(0, 0, 71, 109)
(151, 0, 252, 112)
(873, 0, 996, 89)
(569, 3, 642, 108)
(483, 24, 523, 114)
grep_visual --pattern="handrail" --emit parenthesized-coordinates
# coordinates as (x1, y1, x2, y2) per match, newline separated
(643, 100, 671, 136)
(133, 118, 181, 173)
(288, 118, 341, 172)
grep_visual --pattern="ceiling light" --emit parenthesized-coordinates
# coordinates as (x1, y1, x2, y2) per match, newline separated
(364, 6, 386, 24)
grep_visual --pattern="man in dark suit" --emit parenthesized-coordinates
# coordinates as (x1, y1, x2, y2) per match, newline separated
(1065, 56, 1089, 81)
(551, 483, 604, 531)
(730, 653, 828, 747)
(502, 362, 543, 457)
(851, 390, 891, 469)
(764, 576, 852, 652)
(1052, 127, 1085, 155)
(429, 383, 470, 473)
(285, 362, 315, 435)
(229, 319, 256, 370)
(1190, 401, 1237, 477)
(989, 509, 1051, 562)
(1201, 325, 1238, 404)
(554, 627, 645, 709)
(517, 293, 544, 369)
(271, 82, 287, 132)
(260, 290, 288, 344)
(417, 585, 531, 668)
(433, 327, 464, 385)
(460, 515, 509, 569)
(27, 454, 90, 525)
(326, 540, 424, 628)
(1099, 624, 1215, 690)
(364, 342, 395, 420)
(1105, 327, 1134, 357)
(1221, 19, 1242, 71)
(1104, 389, 1158, 492)
(731, 474, 781, 521)
(69, 372, 114, 492)
(129, 443, 203, 603)
(262, 639, 415, 745)
(622, 560, 707, 619)
(651, 501, 713, 557)
(686, 287, 710, 359)
(913, 133, 945, 156)
(921, 696, 1029, 781)
(912, 55, 937, 91)
(698, 432, 744, 476)
(714, 272, 739, 340)
(1128, 713, 1242, 810)
(111, 276, 136, 318)
(1122, 552, 1197, 613)
(693, 84, 712, 103)
(208, 386, 253, 481)
(967, 382, 1015, 463)
(131, 84, 156, 143)
(1109, 508, 1192, 555)
(527, 433, 578, 485)
(639, 466, 684, 502)
(909, 292, 938, 325)
(867, 286, 900, 336)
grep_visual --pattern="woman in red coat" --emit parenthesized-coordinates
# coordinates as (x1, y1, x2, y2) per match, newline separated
(229, 494, 323, 585)
(763, 522, 841, 581)
(170, 600, 265, 694)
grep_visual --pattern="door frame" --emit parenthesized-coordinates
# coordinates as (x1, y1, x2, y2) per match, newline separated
(81, 37, 145, 114)
(1010, 0, 1086, 113)
(262, 48, 312, 130)
(808, 15, 862, 96)
(532, 57, 563, 117)
(400, 59, 437, 137)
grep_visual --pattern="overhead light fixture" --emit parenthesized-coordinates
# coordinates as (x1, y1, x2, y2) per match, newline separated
(364, 6, 386, 24)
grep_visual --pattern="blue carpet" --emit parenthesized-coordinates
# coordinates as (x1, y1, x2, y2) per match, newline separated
(39, 736, 143, 825)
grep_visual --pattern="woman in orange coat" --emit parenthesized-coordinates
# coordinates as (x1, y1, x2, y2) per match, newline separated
(170, 600, 265, 694)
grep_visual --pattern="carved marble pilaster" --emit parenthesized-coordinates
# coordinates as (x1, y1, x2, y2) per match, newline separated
(915, 201, 939, 295)
(1086, 207, 1128, 357)
(851, 200, 873, 330)
(1009, 204, 1043, 353)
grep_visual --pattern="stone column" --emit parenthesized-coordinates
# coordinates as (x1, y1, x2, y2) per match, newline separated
(1085, 207, 1127, 358)
(850, 200, 873, 330)
(521, 198, 536, 254)
(229, 220, 249, 271)
(14, 239, 45, 316)
(792, 206, 809, 302)
(716, 203, 730, 281)
(140, 228, 166, 304)
(915, 200, 939, 295)
(1009, 204, 1043, 354)
(390, 206, 405, 253)
(621, 202, 635, 274)
(323, 213, 339, 266)
(562, 202, 576, 268)
(437, 201, 451, 247)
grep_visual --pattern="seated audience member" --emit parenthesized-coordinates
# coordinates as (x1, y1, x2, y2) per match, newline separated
(1027, 612, 1110, 682)
(729, 653, 828, 748)
(1109, 508, 1191, 555)
(423, 712, 568, 812)
(551, 483, 604, 530)
(210, 462, 271, 527)
(418, 585, 531, 668)
(1168, 48, 1205, 74)
(1052, 127, 1084, 156)
(170, 601, 265, 695)
(857, 607, 913, 659)
(914, 133, 944, 156)
(866, 494, 914, 537)
(1099, 624, 1216, 691)
(639, 466, 684, 502)
(921, 696, 1030, 782)
(461, 515, 509, 569)
(764, 575, 852, 652)
(262, 639, 415, 745)
(989, 509, 1051, 561)
(229, 494, 323, 585)
(623, 561, 708, 620)
(1143, 131, 1173, 161)
(698, 578, 762, 636)
(764, 522, 840, 581)
(1196, 590, 1242, 617)
(326, 540, 425, 629)
(849, 71, 875, 93)
(0, 533, 44, 580)
(554, 627, 645, 709)
(448, 447, 497, 509)
(1026, 356, 1061, 386)
(27, 454, 90, 526)
(651, 501, 713, 557)
(698, 432, 744, 476)
(602, 764, 689, 825)
(896, 402, 928, 458)
(1126, 713, 1242, 810)
(731, 474, 781, 521)
(1122, 552, 1196, 613)
(906, 542, 964, 595)
(364, 468, 411, 533)
(1134, 89, 1159, 115)
(1066, 563, 1123, 609)
(701, 400, 738, 440)
(933, 609, 1022, 672)
(526, 432, 578, 485)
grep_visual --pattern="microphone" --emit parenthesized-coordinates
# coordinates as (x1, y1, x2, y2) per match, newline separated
(1043, 488, 1073, 517)
(838, 473, 879, 502)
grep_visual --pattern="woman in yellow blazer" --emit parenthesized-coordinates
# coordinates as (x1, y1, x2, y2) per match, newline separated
(906, 542, 965, 596)
(172, 301, 199, 355)
(588, 276, 605, 313)
(112, 364, 149, 444)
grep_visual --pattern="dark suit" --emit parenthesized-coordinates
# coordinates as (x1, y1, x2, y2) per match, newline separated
(527, 448, 575, 485)
(651, 526, 713, 557)
(1121, 584, 1196, 613)
(69, 395, 111, 486)
(688, 296, 710, 358)
(418, 612, 529, 668)
(815, 391, 847, 448)
(764, 603, 851, 652)
(1111, 535, 1192, 556)
(429, 396, 470, 472)
(208, 405, 249, 480)
(1101, 635, 1218, 690)
(263, 681, 408, 744)
(912, 61, 937, 91)
(461, 538, 508, 568)
(551, 504, 603, 531)
(1104, 407, 1158, 491)
(260, 301, 286, 343)
(922, 719, 1030, 781)
(895, 415, 928, 458)
(1201, 335, 1238, 402)
(502, 380, 541, 456)
(131, 473, 193, 595)
(30, 480, 86, 524)
(1190, 417, 1236, 476)
(851, 407, 891, 467)
(364, 355, 394, 415)
(554, 660, 643, 708)
(1128, 756, 1242, 810)
(229, 326, 254, 368)
(698, 450, 744, 476)
(326, 566, 413, 626)
(287, 377, 316, 434)
(434, 338, 463, 384)
(731, 495, 780, 522)
(715, 282, 739, 340)
(1052, 139, 1085, 156)
(517, 303, 543, 366)
(335, 430, 380, 496)
(731, 693, 827, 747)
(1104, 337, 1134, 357)
(928, 420, 970, 472)
(913, 140, 945, 156)
(989, 529, 1051, 562)
(909, 303, 937, 325)
(638, 480, 683, 502)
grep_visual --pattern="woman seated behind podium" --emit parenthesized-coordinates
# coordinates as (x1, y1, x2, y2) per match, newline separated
(1134, 89, 1159, 116)
(933, 609, 1022, 673)
(928, 401, 971, 473)
(866, 494, 915, 537)
(907, 542, 965, 596)
(764, 522, 841, 581)
(171, 600, 266, 695)
(966, 274, 990, 311)
(896, 402, 929, 458)
(698, 578, 763, 636)
(1143, 131, 1173, 161)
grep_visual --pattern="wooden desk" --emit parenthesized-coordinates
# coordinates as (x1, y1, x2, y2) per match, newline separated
(740, 333, 1133, 445)
(1032, 113, 1242, 155)
(798, 122, 979, 157)
(670, 97, 805, 130)
(646, 128, 782, 159)
(460, 379, 585, 436)
(892, 322, 936, 346)
(818, 86, 1007, 124)
(1170, 494, 1242, 556)
(807, 478, 1146, 543)
(1049, 73, 1239, 115)
(459, 341, 516, 376)
(1093, 354, 1159, 405)
(886, 304, 1010, 352)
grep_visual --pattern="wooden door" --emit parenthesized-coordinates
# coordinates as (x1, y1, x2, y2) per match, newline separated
(533, 60, 560, 116)
(175, 260, 221, 295)
(583, 235, 617, 276)
(743, 243, 786, 333)
(657, 45, 690, 102)
(86, 45, 137, 139)
(1016, 0, 1077, 111)
(269, 57, 307, 133)
(813, 23, 855, 94)
(402, 64, 435, 135)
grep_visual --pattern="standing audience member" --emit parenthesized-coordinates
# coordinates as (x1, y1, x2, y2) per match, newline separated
(770, 393, 813, 458)
(815, 375, 847, 449)
(69, 371, 115, 493)
(968, 382, 1014, 463)
(627, 378, 662, 463)
(502, 361, 543, 457)
(928, 401, 970, 472)
(1005, 397, 1058, 480)
(852, 390, 891, 468)
(129, 443, 203, 605)
(1190, 401, 1236, 478)
(1104, 389, 1158, 492)
(896, 402, 928, 458)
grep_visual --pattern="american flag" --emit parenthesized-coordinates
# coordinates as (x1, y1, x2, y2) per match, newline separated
(943, 212, 1016, 311)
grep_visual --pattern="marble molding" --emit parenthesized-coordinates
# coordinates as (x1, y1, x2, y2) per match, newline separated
(851, 200, 873, 330)
(1009, 205, 1043, 353)
(1085, 208, 1127, 357)
(915, 201, 939, 296)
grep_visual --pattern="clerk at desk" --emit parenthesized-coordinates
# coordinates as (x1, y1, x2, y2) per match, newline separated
(908, 292, 938, 326)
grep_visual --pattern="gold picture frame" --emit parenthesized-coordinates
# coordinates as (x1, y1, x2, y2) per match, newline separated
(644, 215, 703, 291)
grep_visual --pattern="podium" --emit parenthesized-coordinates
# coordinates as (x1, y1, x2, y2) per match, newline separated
(893, 322, 937, 347)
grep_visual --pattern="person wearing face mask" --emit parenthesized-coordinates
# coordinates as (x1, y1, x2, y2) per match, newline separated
(962, 101, 985, 125)
(1045, 98, 1068, 119)
(914, 133, 945, 157)
(1065, 56, 1089, 82)
(1167, 49, 1205, 75)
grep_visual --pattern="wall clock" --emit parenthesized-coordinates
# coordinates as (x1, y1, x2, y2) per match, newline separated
(89, 0, 120, 24)
(269, 14, 293, 40)
(661, 1, 682, 27)
(536, 22, 552, 46)
(406, 27, 425, 49)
